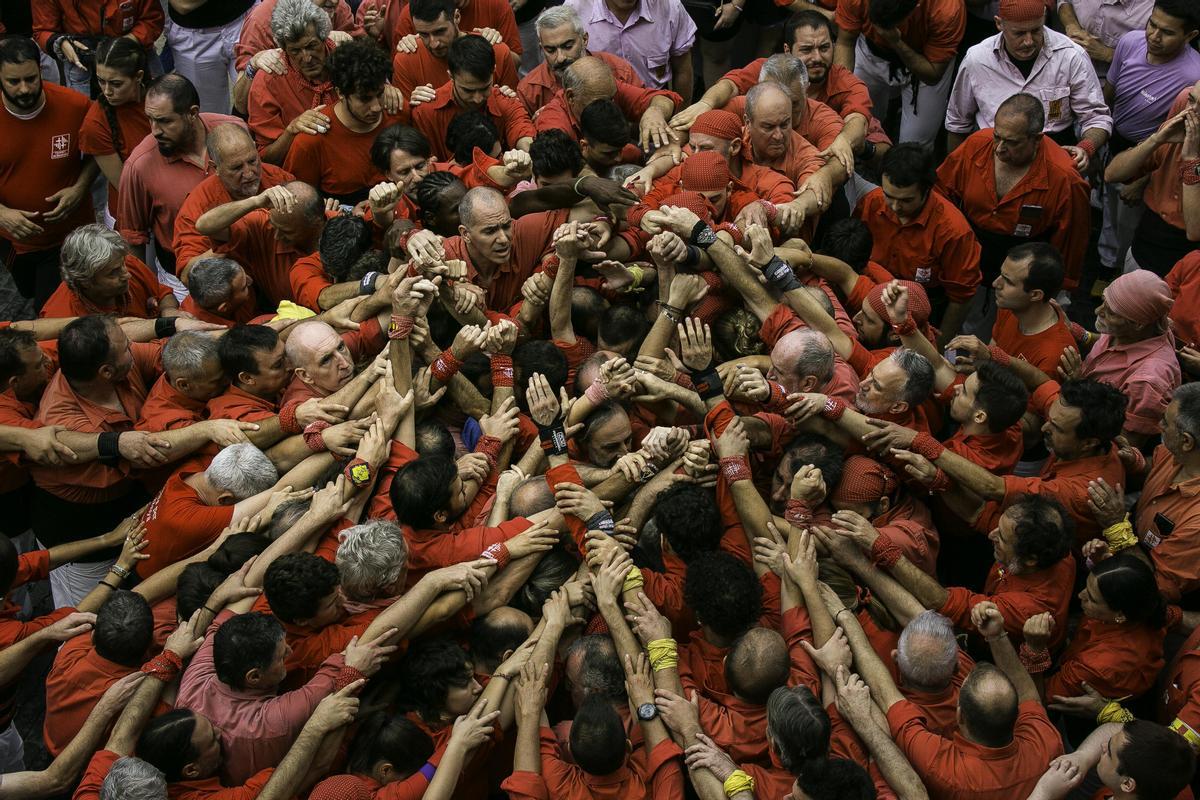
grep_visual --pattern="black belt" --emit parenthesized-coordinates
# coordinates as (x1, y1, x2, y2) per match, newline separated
(862, 36, 922, 115)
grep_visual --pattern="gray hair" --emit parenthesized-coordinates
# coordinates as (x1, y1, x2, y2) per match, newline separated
(896, 611, 959, 691)
(336, 519, 409, 600)
(162, 331, 220, 381)
(791, 328, 834, 385)
(205, 443, 278, 500)
(270, 0, 332, 47)
(535, 5, 584, 36)
(100, 757, 167, 800)
(1175, 382, 1200, 441)
(60, 224, 129, 295)
(459, 186, 507, 227)
(996, 92, 1045, 136)
(267, 497, 311, 540)
(186, 257, 243, 310)
(744, 81, 789, 120)
(205, 123, 256, 164)
(760, 53, 808, 93)
(889, 347, 934, 408)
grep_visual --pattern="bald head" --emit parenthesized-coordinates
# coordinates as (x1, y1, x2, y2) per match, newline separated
(207, 123, 255, 164)
(510, 475, 556, 517)
(562, 56, 617, 115)
(958, 664, 1019, 747)
(744, 81, 791, 122)
(458, 186, 507, 228)
(284, 320, 336, 364)
(285, 320, 353, 395)
(725, 627, 789, 704)
(208, 124, 263, 200)
(771, 329, 834, 392)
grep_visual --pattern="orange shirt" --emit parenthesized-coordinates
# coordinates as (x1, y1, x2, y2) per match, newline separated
(31, 341, 163, 504)
(1135, 445, 1200, 603)
(856, 187, 983, 304)
(1167, 250, 1200, 350)
(739, 129, 825, 190)
(727, 96, 844, 151)
(178, 294, 259, 327)
(517, 51, 643, 114)
(990, 306, 1076, 377)
(283, 108, 408, 204)
(1161, 625, 1200, 743)
(173, 163, 293, 273)
(219, 208, 309, 307)
(887, 651, 973, 738)
(392, 40, 518, 100)
(943, 423, 1024, 476)
(936, 130, 1091, 287)
(40, 254, 172, 319)
(1139, 87, 1193, 230)
(887, 699, 1062, 800)
(117, 113, 247, 252)
(998, 445, 1126, 545)
(413, 83, 536, 162)
(43, 633, 138, 756)
(206, 385, 278, 423)
(137, 374, 208, 432)
(835, 0, 964, 65)
(79, 100, 153, 207)
(940, 555, 1076, 648)
(235, 0, 362, 72)
(1043, 617, 1164, 701)
(247, 52, 338, 150)
(0, 83, 93, 255)
(393, 0, 522, 54)
(138, 458, 235, 578)
(532, 728, 685, 800)
(169, 768, 275, 800)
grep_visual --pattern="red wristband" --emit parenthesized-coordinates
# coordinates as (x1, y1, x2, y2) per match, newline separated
(869, 536, 903, 569)
(987, 344, 1012, 368)
(474, 434, 502, 471)
(141, 650, 184, 683)
(279, 400, 302, 435)
(758, 199, 778, 222)
(909, 432, 945, 461)
(820, 397, 846, 420)
(719, 455, 752, 484)
(585, 378, 610, 405)
(1076, 139, 1097, 159)
(336, 666, 368, 690)
(892, 318, 917, 337)
(491, 354, 513, 388)
(674, 372, 694, 390)
(303, 420, 331, 452)
(388, 315, 414, 340)
(784, 498, 813, 527)
(1018, 643, 1052, 673)
(430, 348, 461, 383)
(480, 541, 511, 570)
(928, 468, 952, 493)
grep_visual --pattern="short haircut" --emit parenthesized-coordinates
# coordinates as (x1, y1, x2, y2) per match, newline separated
(176, 563, 224, 622)
(414, 419, 456, 459)
(347, 712, 434, 776)
(1058, 378, 1128, 449)
(1175, 382, 1200, 441)
(512, 546, 580, 616)
(59, 315, 119, 383)
(973, 361, 1029, 432)
(398, 637, 474, 719)
(654, 483, 722, 561)
(760, 53, 808, 91)
(94, 590, 154, 667)
(1155, 0, 1200, 33)
(570, 695, 627, 775)
(896, 611, 958, 692)
(565, 634, 625, 700)
(446, 110, 500, 165)
(415, 170, 465, 218)
(270, 0, 332, 46)
(889, 347, 934, 408)
(186, 257, 243, 309)
(410, 0, 457, 24)
(370, 124, 431, 173)
(1117, 719, 1197, 797)
(530, 129, 585, 178)
(162, 330, 220, 382)
(146, 72, 200, 113)
(513, 339, 569, 394)
(0, 328, 38, 386)
(100, 756, 166, 800)
(996, 92, 1045, 135)
(779, 433, 845, 490)
(136, 710, 200, 782)
(319, 214, 373, 281)
(598, 303, 645, 348)
(766, 684, 830, 774)
(212, 611, 285, 689)
(447, 34, 495, 81)
(0, 36, 40, 67)
(206, 531, 271, 575)
(264, 552, 340, 623)
(817, 218, 873, 272)
(787, 9, 834, 40)
(390, 455, 457, 529)
(958, 664, 1018, 747)
(336, 519, 409, 601)
(60, 224, 128, 295)
(789, 328, 835, 385)
(535, 4, 584, 35)
(684, 552, 762, 639)
(725, 627, 789, 704)
(467, 610, 532, 669)
(882, 142, 936, 192)
(206, 443, 278, 500)
(1007, 241, 1064, 298)
(217, 324, 279, 381)
(744, 81, 789, 119)
(328, 40, 390, 96)
(458, 185, 507, 227)
(1008, 494, 1073, 569)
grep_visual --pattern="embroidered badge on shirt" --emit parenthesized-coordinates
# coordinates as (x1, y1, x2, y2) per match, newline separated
(51, 133, 71, 159)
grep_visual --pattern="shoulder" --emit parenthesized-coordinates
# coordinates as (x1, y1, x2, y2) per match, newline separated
(45, 82, 91, 116)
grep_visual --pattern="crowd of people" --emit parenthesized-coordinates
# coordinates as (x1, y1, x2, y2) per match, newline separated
(2, 0, 1200, 796)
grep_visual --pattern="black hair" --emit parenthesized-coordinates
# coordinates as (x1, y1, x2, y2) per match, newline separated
(1007, 494, 1073, 570)
(94, 37, 149, 157)
(512, 546, 581, 616)
(1155, 0, 1200, 33)
(328, 40, 390, 97)
(447, 34, 495, 82)
(579, 100, 630, 149)
(598, 304, 646, 349)
(576, 401, 627, 449)
(958, 663, 1018, 747)
(1117, 719, 1197, 797)
(397, 637, 474, 721)
(212, 612, 285, 689)
(767, 685, 873, 798)
(415, 171, 467, 231)
(571, 287, 608, 342)
(207, 532, 271, 575)
(867, 0, 919, 28)
(779, 433, 846, 490)
(136, 709, 200, 782)
(415, 419, 456, 459)
(468, 613, 531, 669)
(881, 142, 936, 193)
(217, 324, 279, 382)
(391, 455, 457, 529)
(146, 72, 200, 114)
(973, 361, 1029, 432)
(347, 711, 435, 776)
(1007, 242, 1064, 298)
(370, 124, 432, 173)
(1092, 554, 1168, 627)
(530, 129, 585, 178)
(1058, 379, 1128, 450)
(446, 110, 500, 165)
(565, 634, 625, 701)
(410, 0, 457, 24)
(59, 315, 118, 383)
(94, 590, 154, 667)
(684, 552, 762, 639)
(176, 563, 224, 623)
(263, 553, 341, 624)
(319, 214, 374, 281)
(654, 484, 722, 561)
(787, 10, 835, 40)
(570, 695, 627, 776)
(0, 328, 38, 386)
(817, 219, 873, 273)
(0, 36, 40, 67)
(513, 340, 568, 397)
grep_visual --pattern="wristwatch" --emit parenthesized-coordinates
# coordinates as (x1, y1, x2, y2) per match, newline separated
(344, 457, 373, 487)
(690, 220, 718, 250)
(637, 703, 658, 721)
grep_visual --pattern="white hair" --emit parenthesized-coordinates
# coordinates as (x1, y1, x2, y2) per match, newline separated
(336, 519, 409, 600)
(535, 5, 583, 35)
(162, 331, 219, 382)
(759, 53, 809, 93)
(60, 224, 128, 295)
(270, 0, 332, 47)
(205, 443, 279, 500)
(100, 757, 167, 800)
(896, 611, 959, 691)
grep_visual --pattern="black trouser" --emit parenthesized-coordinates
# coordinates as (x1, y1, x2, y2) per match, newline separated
(0, 483, 33, 539)
(5, 246, 62, 312)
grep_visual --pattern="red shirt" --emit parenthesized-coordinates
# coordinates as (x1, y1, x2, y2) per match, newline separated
(943, 423, 1024, 476)
(179, 294, 259, 327)
(534, 83, 682, 142)
(936, 130, 1091, 288)
(247, 53, 339, 150)
(412, 83, 535, 162)
(235, 0, 362, 72)
(138, 458, 235, 578)
(288, 252, 333, 312)
(0, 550, 75, 649)
(518, 51, 643, 114)
(79, 99, 153, 207)
(33, 0, 163, 50)
(40, 254, 172, 319)
(43, 633, 137, 756)
(0, 84, 93, 254)
(1136, 445, 1200, 603)
(990, 306, 1076, 377)
(283, 108, 408, 203)
(739, 129, 825, 189)
(173, 163, 293, 274)
(835, 0, 964, 64)
(726, 95, 844, 151)
(392, 0, 522, 54)
(280, 319, 385, 405)
(1043, 617, 1164, 701)
(206, 385, 278, 423)
(887, 699, 1062, 800)
(392, 40, 518, 100)
(1167, 251, 1200, 350)
(725, 59, 874, 123)
(219, 208, 310, 306)
(1162, 625, 1200, 745)
(856, 187, 983, 303)
(137, 374, 208, 432)
(117, 113, 247, 252)
(939, 555, 1076, 648)
(530, 728, 685, 800)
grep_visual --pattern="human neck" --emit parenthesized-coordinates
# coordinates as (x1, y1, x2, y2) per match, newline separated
(235, 381, 277, 401)
(1012, 301, 1058, 334)
(960, 417, 992, 437)
(1173, 452, 1200, 483)
(334, 100, 377, 133)
(1112, 326, 1158, 346)
(72, 377, 121, 407)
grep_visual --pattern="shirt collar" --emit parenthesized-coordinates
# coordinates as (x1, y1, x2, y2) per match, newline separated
(593, 0, 651, 26)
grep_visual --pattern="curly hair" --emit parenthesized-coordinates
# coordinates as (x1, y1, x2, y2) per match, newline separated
(684, 552, 762, 639)
(1008, 494, 1073, 570)
(328, 40, 390, 97)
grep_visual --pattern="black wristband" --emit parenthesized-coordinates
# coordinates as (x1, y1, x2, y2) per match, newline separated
(682, 244, 701, 267)
(537, 422, 569, 456)
(761, 255, 803, 293)
(690, 366, 723, 401)
(154, 317, 177, 339)
(359, 271, 379, 296)
(98, 431, 122, 465)
(586, 510, 616, 533)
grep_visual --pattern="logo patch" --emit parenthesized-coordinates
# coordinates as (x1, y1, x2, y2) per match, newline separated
(50, 133, 71, 160)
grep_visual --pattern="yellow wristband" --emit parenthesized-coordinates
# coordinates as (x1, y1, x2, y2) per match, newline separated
(623, 566, 645, 594)
(723, 769, 755, 798)
(625, 265, 645, 293)
(1097, 700, 1134, 724)
(646, 638, 678, 672)
(1170, 717, 1200, 749)
(1103, 516, 1138, 553)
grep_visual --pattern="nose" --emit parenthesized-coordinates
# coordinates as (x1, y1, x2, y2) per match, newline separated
(991, 274, 1003, 290)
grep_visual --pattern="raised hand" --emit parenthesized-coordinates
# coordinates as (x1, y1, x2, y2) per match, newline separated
(677, 318, 713, 371)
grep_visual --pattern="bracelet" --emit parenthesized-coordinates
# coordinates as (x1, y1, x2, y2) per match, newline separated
(1076, 139, 1097, 159)
(303, 420, 331, 452)
(480, 541, 511, 570)
(100, 580, 119, 591)
(430, 348, 461, 383)
(622, 566, 644, 593)
(1171, 718, 1200, 749)
(984, 631, 1008, 643)
(820, 397, 846, 421)
(784, 498, 813, 527)
(1097, 700, 1135, 724)
(490, 354, 513, 388)
(203, 605, 218, 616)
(758, 199, 777, 221)
(419, 762, 437, 782)
(928, 468, 951, 493)
(690, 220, 717, 250)
(646, 638, 678, 672)
(682, 244, 702, 267)
(1018, 642, 1052, 673)
(761, 255, 803, 293)
(584, 378, 611, 405)
(723, 770, 754, 798)
(586, 509, 616, 533)
(97, 431, 122, 465)
(387, 315, 414, 341)
(1103, 515, 1139, 553)
(657, 300, 684, 323)
(244, 61, 258, 81)
(278, 400, 302, 435)
(891, 317, 917, 337)
(154, 317, 177, 339)
(986, 344, 1012, 368)
(909, 432, 945, 462)
(474, 435, 502, 472)
(110, 563, 131, 580)
(690, 366, 723, 401)
(344, 457, 373, 487)
(869, 536, 902, 569)
(141, 650, 184, 683)
(1181, 158, 1200, 186)
(359, 271, 380, 296)
(625, 265, 645, 293)
(573, 175, 588, 197)
(719, 455, 752, 484)
(335, 666, 367, 690)
(538, 421, 569, 456)
(835, 608, 855, 624)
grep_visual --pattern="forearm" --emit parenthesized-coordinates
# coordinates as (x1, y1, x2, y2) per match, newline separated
(107, 672, 169, 755)
(701, 78, 739, 108)
(195, 196, 261, 238)
(1081, 127, 1109, 150)
(841, 113, 868, 150)
(1184, 182, 1200, 241)
(932, 448, 1006, 499)
(474, 555, 542, 615)
(0, 631, 52, 687)
(362, 575, 444, 642)
(987, 631, 1038, 701)
(316, 281, 360, 311)
(389, 336, 416, 446)
(1058, 3, 1082, 31)
(842, 557, 926, 626)
(322, 370, 378, 413)
(796, 575, 835, 645)
(47, 528, 124, 568)
(946, 131, 967, 153)
(512, 717, 542, 774)
(885, 556, 950, 611)
(833, 607, 906, 708)
(1105, 135, 1160, 183)
(257, 725, 327, 800)
(834, 36, 856, 69)
(781, 285, 851, 357)
(549, 255, 576, 342)
(847, 715, 928, 800)
(890, 40, 939, 84)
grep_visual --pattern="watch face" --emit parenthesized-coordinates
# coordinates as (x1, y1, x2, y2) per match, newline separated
(637, 703, 657, 721)
(696, 226, 717, 246)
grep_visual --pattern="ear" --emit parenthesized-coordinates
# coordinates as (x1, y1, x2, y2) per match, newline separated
(890, 648, 899, 665)
(181, 761, 202, 780)
(782, 42, 790, 54)
(244, 667, 263, 686)
(993, 16, 1002, 31)
(1028, 288, 1044, 304)
(293, 366, 313, 385)
(237, 370, 255, 386)
(729, 138, 741, 157)
(98, 363, 116, 381)
(1119, 776, 1137, 795)
(215, 491, 237, 506)
(1183, 432, 1196, 453)
(452, 8, 461, 26)
(372, 760, 395, 783)
(458, 223, 468, 239)
(434, 509, 449, 524)
(581, 31, 589, 47)
(888, 400, 909, 416)
(972, 408, 988, 427)
(188, 104, 201, 118)
(876, 496, 890, 515)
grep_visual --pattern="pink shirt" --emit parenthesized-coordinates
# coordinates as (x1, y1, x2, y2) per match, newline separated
(946, 28, 1112, 136)
(561, 0, 696, 89)
(1082, 332, 1181, 436)
(176, 610, 348, 786)
(1057, 0, 1155, 49)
